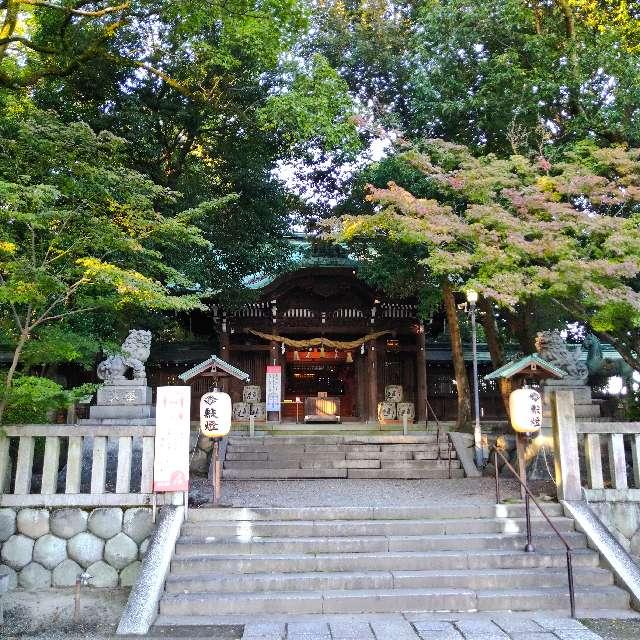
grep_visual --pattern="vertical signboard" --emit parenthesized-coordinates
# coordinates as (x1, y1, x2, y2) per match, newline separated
(265, 365, 281, 412)
(153, 386, 191, 493)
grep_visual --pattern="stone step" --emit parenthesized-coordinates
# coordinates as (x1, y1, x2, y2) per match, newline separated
(224, 449, 456, 461)
(225, 445, 455, 455)
(223, 459, 389, 470)
(169, 548, 599, 575)
(222, 467, 465, 480)
(185, 503, 566, 522)
(475, 586, 630, 612)
(346, 468, 465, 479)
(225, 441, 453, 450)
(180, 516, 575, 539)
(226, 435, 444, 445)
(159, 585, 629, 616)
(165, 567, 612, 594)
(220, 468, 463, 480)
(226, 443, 452, 452)
(174, 531, 588, 556)
(222, 468, 349, 480)
(378, 460, 461, 470)
(226, 443, 454, 452)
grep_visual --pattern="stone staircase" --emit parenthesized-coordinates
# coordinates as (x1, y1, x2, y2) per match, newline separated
(222, 435, 464, 480)
(156, 503, 631, 623)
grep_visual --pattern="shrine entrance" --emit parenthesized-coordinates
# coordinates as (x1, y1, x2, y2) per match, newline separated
(284, 349, 358, 420)
(214, 265, 429, 425)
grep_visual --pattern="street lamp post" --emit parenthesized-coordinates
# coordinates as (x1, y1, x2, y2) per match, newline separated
(466, 289, 483, 468)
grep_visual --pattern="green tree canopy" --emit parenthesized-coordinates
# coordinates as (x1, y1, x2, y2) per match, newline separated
(331, 139, 640, 370)
(0, 110, 209, 421)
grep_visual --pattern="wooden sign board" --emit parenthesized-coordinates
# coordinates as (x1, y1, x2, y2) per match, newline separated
(266, 365, 281, 412)
(153, 386, 191, 493)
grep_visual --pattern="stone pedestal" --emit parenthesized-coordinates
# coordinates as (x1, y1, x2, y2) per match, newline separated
(542, 381, 600, 427)
(80, 380, 155, 426)
(526, 381, 601, 482)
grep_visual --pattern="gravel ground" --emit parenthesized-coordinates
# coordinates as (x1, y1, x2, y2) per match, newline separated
(190, 476, 555, 508)
(0, 588, 127, 639)
(582, 618, 640, 639)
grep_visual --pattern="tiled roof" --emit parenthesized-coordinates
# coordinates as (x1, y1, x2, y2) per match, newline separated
(178, 355, 251, 382)
(484, 354, 565, 381)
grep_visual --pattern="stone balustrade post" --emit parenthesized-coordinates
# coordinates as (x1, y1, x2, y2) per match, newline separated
(551, 389, 582, 501)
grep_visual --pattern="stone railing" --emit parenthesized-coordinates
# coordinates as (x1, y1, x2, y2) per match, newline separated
(551, 390, 640, 501)
(578, 422, 640, 501)
(0, 425, 159, 508)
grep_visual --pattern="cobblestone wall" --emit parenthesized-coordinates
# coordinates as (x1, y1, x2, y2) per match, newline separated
(0, 507, 153, 590)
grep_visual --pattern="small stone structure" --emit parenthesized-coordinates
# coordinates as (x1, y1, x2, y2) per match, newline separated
(83, 330, 155, 426)
(0, 507, 153, 590)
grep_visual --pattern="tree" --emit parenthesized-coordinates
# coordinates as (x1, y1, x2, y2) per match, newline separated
(0, 111, 208, 422)
(0, 0, 306, 92)
(27, 1, 359, 306)
(408, 0, 640, 152)
(333, 139, 640, 377)
(328, 191, 474, 430)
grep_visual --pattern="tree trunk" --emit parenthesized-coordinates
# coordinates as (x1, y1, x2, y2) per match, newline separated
(443, 282, 472, 432)
(0, 1, 19, 61)
(0, 328, 30, 424)
(554, 0, 583, 119)
(478, 297, 510, 415)
(506, 303, 536, 354)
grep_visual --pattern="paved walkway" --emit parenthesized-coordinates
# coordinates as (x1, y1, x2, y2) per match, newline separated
(242, 614, 604, 639)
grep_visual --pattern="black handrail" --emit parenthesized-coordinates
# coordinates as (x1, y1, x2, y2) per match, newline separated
(492, 446, 576, 618)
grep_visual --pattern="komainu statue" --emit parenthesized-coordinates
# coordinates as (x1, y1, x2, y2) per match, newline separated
(583, 333, 635, 388)
(97, 329, 152, 384)
(535, 330, 588, 383)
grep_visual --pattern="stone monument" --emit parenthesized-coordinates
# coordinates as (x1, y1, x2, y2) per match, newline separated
(535, 330, 600, 423)
(82, 330, 155, 425)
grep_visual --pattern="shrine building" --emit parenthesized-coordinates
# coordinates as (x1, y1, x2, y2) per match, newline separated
(147, 238, 507, 423)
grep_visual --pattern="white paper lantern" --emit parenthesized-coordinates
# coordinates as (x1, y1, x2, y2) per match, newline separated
(509, 388, 542, 433)
(200, 391, 232, 438)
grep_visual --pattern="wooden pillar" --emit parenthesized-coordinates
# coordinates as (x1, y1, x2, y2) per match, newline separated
(218, 329, 232, 396)
(279, 343, 287, 404)
(356, 352, 366, 420)
(416, 323, 427, 423)
(269, 340, 278, 366)
(367, 341, 378, 423)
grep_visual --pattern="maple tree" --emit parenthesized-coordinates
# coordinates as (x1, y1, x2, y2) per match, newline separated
(330, 139, 640, 424)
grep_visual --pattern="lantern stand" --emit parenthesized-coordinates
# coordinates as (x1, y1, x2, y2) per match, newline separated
(484, 354, 565, 501)
(178, 354, 251, 507)
(207, 367, 223, 505)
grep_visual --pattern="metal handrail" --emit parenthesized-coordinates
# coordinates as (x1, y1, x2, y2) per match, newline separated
(492, 446, 576, 618)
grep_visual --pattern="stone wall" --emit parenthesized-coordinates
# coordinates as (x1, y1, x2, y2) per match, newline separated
(0, 507, 153, 590)
(587, 500, 640, 560)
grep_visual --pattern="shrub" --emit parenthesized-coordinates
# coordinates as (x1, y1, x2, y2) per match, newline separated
(2, 376, 98, 424)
